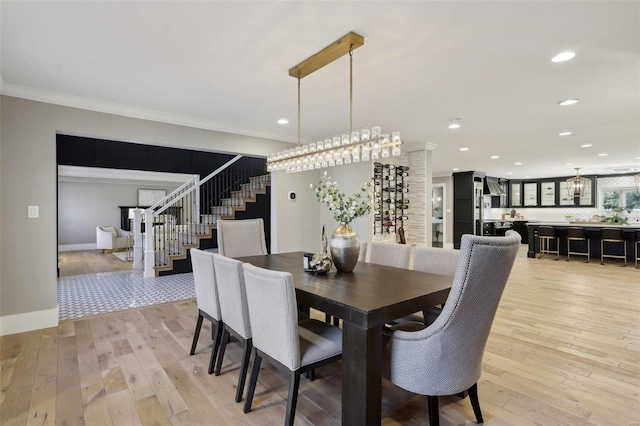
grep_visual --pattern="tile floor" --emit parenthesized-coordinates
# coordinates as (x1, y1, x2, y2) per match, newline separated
(57, 270, 195, 320)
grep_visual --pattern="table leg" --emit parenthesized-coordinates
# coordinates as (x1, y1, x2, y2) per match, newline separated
(342, 322, 382, 425)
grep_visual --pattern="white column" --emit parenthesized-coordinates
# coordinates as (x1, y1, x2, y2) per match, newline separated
(144, 208, 156, 278)
(133, 209, 143, 270)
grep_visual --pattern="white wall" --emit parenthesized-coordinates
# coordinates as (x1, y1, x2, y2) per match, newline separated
(0, 95, 291, 335)
(58, 180, 179, 246)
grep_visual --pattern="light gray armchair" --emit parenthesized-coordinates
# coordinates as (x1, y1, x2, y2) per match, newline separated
(96, 226, 132, 251)
(383, 231, 521, 425)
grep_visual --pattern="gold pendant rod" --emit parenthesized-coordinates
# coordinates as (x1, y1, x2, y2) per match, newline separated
(297, 78, 301, 147)
(349, 45, 353, 138)
(289, 32, 364, 79)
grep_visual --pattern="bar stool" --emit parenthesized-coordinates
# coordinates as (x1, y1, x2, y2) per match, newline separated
(566, 227, 590, 262)
(634, 230, 640, 269)
(600, 228, 626, 266)
(537, 226, 559, 260)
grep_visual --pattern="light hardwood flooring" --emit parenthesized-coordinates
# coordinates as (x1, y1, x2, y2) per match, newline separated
(59, 250, 132, 277)
(2, 248, 639, 425)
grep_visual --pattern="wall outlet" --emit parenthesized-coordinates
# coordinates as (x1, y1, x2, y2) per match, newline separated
(28, 205, 39, 218)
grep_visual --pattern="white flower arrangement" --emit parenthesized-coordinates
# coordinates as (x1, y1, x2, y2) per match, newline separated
(310, 172, 373, 225)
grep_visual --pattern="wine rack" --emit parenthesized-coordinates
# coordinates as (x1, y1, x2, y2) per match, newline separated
(373, 162, 409, 235)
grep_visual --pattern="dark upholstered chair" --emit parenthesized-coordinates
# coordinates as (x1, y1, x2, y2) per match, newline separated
(601, 228, 626, 266)
(242, 263, 342, 426)
(383, 231, 521, 426)
(189, 248, 223, 375)
(566, 227, 590, 262)
(216, 218, 268, 257)
(537, 226, 559, 260)
(212, 254, 253, 402)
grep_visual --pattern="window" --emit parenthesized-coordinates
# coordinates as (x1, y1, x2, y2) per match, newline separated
(602, 189, 640, 212)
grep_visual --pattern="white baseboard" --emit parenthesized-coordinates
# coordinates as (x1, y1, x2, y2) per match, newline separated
(0, 305, 59, 336)
(58, 243, 96, 252)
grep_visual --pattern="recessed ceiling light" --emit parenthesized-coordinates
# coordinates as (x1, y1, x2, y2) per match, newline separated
(558, 98, 579, 106)
(565, 162, 573, 166)
(490, 155, 499, 159)
(634, 156, 640, 160)
(448, 123, 461, 129)
(597, 153, 608, 157)
(515, 162, 522, 166)
(552, 51, 576, 63)
(558, 131, 572, 136)
(507, 172, 513, 175)
(581, 144, 592, 148)
(453, 168, 460, 171)
(459, 147, 469, 151)
(277, 118, 289, 124)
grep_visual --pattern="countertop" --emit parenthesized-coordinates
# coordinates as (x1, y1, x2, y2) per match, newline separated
(527, 222, 640, 229)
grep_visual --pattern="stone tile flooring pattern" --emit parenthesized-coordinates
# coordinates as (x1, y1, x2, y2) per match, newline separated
(58, 270, 195, 320)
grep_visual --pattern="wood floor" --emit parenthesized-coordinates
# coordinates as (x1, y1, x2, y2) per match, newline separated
(2, 248, 639, 425)
(58, 250, 132, 277)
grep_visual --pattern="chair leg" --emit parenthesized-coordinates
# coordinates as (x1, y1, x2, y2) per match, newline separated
(285, 370, 301, 426)
(208, 320, 224, 374)
(468, 383, 484, 423)
(214, 328, 229, 376)
(235, 338, 253, 403)
(427, 395, 439, 426)
(190, 313, 203, 355)
(243, 349, 262, 414)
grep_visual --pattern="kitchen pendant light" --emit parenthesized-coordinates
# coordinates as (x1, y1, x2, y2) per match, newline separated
(267, 32, 402, 174)
(566, 167, 590, 197)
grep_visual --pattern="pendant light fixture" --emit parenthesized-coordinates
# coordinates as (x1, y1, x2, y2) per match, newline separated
(566, 167, 590, 197)
(267, 32, 402, 173)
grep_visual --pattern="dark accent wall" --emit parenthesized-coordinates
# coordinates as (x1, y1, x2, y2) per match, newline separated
(57, 134, 265, 177)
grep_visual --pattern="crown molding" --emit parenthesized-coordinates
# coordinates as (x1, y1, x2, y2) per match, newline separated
(0, 81, 297, 143)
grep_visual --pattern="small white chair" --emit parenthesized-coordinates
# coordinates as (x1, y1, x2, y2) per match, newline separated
(368, 242, 411, 269)
(96, 226, 132, 251)
(358, 242, 368, 262)
(242, 263, 342, 426)
(216, 218, 268, 257)
(189, 248, 223, 375)
(212, 254, 253, 403)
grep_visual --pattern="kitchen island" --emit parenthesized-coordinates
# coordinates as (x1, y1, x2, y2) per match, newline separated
(527, 222, 640, 262)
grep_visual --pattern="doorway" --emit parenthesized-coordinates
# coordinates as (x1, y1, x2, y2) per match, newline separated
(432, 184, 446, 248)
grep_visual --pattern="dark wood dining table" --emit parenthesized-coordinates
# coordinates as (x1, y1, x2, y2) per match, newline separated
(235, 251, 452, 425)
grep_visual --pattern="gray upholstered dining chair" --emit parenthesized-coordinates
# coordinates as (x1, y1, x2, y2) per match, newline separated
(189, 248, 223, 375)
(216, 218, 268, 257)
(368, 241, 411, 269)
(211, 253, 253, 403)
(241, 263, 342, 426)
(383, 231, 521, 426)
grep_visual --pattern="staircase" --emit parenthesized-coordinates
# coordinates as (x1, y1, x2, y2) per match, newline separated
(132, 155, 270, 277)
(154, 174, 270, 276)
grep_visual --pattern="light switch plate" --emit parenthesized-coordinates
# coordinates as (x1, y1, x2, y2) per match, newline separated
(28, 205, 39, 218)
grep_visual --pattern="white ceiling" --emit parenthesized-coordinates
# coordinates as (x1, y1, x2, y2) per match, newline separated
(2, 1, 639, 179)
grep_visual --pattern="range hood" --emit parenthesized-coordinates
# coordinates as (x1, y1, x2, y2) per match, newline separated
(484, 177, 505, 196)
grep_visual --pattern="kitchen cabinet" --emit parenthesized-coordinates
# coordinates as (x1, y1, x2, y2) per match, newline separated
(523, 182, 538, 206)
(540, 181, 556, 206)
(510, 181, 522, 207)
(559, 178, 596, 206)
